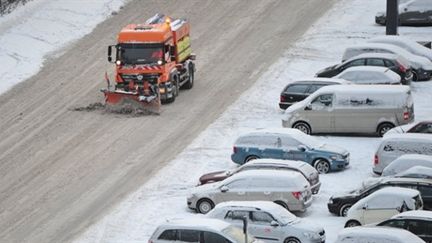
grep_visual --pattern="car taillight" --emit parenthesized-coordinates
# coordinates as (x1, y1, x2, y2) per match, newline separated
(397, 61, 407, 73)
(374, 154, 379, 165)
(233, 146, 238, 153)
(280, 95, 286, 102)
(403, 111, 409, 120)
(292, 191, 301, 200)
(148, 240, 153, 243)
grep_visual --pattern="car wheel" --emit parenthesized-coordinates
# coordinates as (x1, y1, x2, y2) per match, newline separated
(377, 123, 394, 137)
(345, 220, 361, 228)
(339, 204, 352, 217)
(314, 159, 330, 174)
(412, 71, 418, 81)
(245, 155, 259, 163)
(293, 122, 311, 134)
(284, 237, 300, 243)
(274, 200, 289, 210)
(197, 199, 214, 214)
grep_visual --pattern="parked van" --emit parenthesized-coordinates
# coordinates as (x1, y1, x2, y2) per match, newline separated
(382, 154, 432, 176)
(282, 85, 414, 136)
(335, 227, 425, 243)
(373, 134, 432, 174)
(187, 170, 312, 214)
(344, 187, 423, 227)
(149, 218, 262, 243)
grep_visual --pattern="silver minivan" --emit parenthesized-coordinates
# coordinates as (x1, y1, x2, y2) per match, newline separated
(187, 170, 312, 214)
(282, 85, 414, 136)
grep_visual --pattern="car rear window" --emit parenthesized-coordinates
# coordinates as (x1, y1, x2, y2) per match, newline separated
(285, 84, 309, 93)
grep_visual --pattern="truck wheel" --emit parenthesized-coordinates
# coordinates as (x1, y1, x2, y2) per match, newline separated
(314, 159, 330, 174)
(377, 123, 394, 137)
(183, 65, 194, 89)
(166, 77, 179, 103)
(293, 121, 311, 134)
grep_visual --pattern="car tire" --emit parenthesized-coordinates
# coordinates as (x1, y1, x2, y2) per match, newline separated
(314, 159, 330, 174)
(412, 71, 418, 82)
(339, 204, 352, 217)
(345, 220, 361, 228)
(284, 237, 301, 243)
(197, 199, 214, 214)
(274, 200, 289, 210)
(377, 123, 394, 137)
(245, 155, 259, 163)
(183, 64, 194, 89)
(293, 121, 311, 134)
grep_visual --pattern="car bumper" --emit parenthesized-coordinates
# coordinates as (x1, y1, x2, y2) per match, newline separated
(327, 203, 340, 215)
(279, 102, 293, 110)
(330, 159, 349, 171)
(415, 69, 432, 81)
(311, 181, 321, 194)
(231, 153, 245, 165)
(187, 197, 197, 211)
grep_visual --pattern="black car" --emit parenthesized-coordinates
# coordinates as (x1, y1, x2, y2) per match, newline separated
(376, 0, 432, 26)
(377, 211, 432, 243)
(279, 78, 347, 109)
(327, 177, 432, 217)
(316, 53, 413, 85)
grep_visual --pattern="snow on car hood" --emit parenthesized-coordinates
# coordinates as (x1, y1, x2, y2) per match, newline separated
(317, 143, 348, 155)
(190, 181, 220, 195)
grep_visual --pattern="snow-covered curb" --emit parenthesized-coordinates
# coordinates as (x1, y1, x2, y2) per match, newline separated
(75, 0, 432, 242)
(0, 0, 126, 94)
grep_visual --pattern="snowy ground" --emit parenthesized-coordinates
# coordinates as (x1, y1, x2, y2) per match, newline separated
(73, 0, 432, 242)
(0, 0, 125, 94)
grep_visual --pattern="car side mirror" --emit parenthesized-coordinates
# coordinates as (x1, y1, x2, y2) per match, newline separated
(297, 145, 307, 152)
(362, 204, 368, 210)
(305, 104, 312, 110)
(270, 220, 279, 227)
(220, 186, 229, 193)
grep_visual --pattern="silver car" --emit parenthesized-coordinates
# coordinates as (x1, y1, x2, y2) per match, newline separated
(207, 201, 325, 243)
(187, 170, 312, 214)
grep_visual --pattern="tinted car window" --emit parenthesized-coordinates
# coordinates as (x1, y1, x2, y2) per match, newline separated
(367, 58, 386, 66)
(251, 211, 274, 224)
(178, 229, 200, 242)
(203, 231, 230, 243)
(225, 210, 249, 220)
(308, 84, 327, 93)
(418, 185, 432, 197)
(406, 220, 432, 237)
(379, 219, 406, 229)
(159, 229, 177, 240)
(311, 94, 333, 107)
(384, 59, 396, 67)
(410, 123, 432, 133)
(343, 59, 365, 69)
(285, 84, 309, 93)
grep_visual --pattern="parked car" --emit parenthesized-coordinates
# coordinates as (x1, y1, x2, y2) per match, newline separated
(149, 218, 261, 243)
(198, 159, 321, 194)
(376, 210, 432, 243)
(279, 78, 349, 109)
(394, 166, 432, 180)
(334, 66, 402, 85)
(382, 154, 432, 176)
(373, 134, 432, 174)
(335, 226, 425, 243)
(342, 43, 432, 81)
(385, 120, 432, 135)
(375, 0, 432, 26)
(231, 128, 349, 174)
(344, 187, 423, 227)
(328, 176, 432, 216)
(316, 53, 413, 85)
(368, 35, 432, 62)
(207, 201, 326, 243)
(187, 170, 313, 214)
(282, 85, 414, 136)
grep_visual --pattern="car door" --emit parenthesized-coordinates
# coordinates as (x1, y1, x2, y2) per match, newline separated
(249, 211, 281, 242)
(223, 210, 250, 232)
(306, 93, 335, 133)
(362, 196, 398, 224)
(215, 179, 250, 203)
(281, 136, 307, 161)
(260, 135, 285, 160)
(405, 220, 432, 242)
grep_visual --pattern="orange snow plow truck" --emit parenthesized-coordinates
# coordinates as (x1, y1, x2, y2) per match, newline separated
(102, 13, 195, 114)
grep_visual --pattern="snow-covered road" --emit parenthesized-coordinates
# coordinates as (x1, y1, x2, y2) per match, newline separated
(75, 0, 432, 242)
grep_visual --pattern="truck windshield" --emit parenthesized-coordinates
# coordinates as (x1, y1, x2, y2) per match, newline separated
(118, 43, 163, 65)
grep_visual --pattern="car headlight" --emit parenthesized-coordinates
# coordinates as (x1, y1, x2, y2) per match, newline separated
(330, 154, 342, 160)
(303, 232, 320, 240)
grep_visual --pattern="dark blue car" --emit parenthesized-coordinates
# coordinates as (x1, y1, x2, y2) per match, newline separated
(231, 128, 350, 174)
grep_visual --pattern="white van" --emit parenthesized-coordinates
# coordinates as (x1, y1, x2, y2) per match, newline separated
(373, 134, 432, 174)
(282, 85, 414, 136)
(382, 154, 432, 176)
(335, 227, 425, 243)
(344, 187, 423, 227)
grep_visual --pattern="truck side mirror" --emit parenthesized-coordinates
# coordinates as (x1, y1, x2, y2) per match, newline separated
(107, 45, 116, 63)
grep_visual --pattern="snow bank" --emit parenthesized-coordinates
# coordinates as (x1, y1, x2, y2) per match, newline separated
(0, 0, 126, 94)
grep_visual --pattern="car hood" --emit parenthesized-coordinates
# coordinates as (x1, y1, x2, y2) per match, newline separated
(199, 170, 229, 184)
(317, 64, 338, 75)
(316, 144, 348, 156)
(332, 191, 358, 199)
(190, 182, 219, 194)
(292, 219, 325, 234)
(384, 123, 414, 136)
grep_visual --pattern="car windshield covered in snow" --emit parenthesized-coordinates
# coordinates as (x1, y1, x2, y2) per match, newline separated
(118, 43, 164, 65)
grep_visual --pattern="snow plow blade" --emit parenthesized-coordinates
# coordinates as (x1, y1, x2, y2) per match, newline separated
(102, 90, 161, 115)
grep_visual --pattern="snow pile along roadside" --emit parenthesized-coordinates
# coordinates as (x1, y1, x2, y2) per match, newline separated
(0, 0, 125, 94)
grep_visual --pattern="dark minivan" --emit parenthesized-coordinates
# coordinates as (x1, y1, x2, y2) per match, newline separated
(328, 177, 432, 217)
(316, 53, 413, 85)
(279, 78, 348, 109)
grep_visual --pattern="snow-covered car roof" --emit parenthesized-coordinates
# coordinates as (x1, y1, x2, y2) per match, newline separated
(346, 52, 399, 61)
(394, 165, 432, 179)
(245, 158, 311, 169)
(230, 169, 309, 188)
(315, 84, 410, 95)
(164, 218, 232, 231)
(291, 77, 351, 84)
(351, 187, 420, 211)
(385, 120, 432, 136)
(368, 35, 432, 61)
(237, 128, 322, 148)
(212, 201, 298, 223)
(335, 226, 424, 243)
(335, 66, 401, 84)
(382, 132, 432, 142)
(392, 209, 432, 220)
(382, 155, 432, 176)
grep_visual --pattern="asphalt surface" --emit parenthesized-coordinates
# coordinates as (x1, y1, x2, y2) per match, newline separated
(0, 1, 336, 242)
